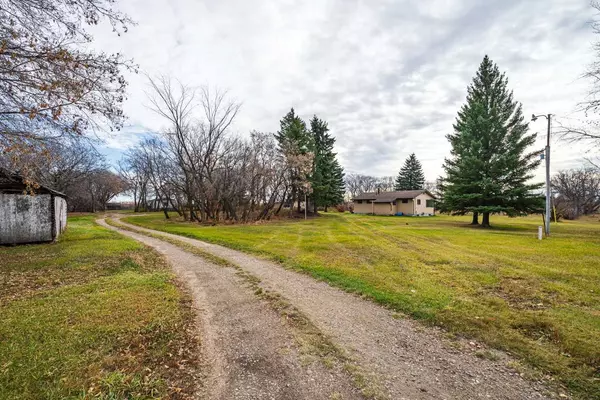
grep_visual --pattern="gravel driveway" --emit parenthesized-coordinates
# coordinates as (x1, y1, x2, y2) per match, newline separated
(101, 217, 555, 400)
(97, 218, 361, 400)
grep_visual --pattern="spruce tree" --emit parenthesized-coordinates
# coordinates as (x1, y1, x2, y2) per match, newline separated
(309, 115, 345, 212)
(275, 108, 312, 154)
(439, 55, 544, 227)
(326, 159, 345, 210)
(394, 153, 425, 190)
(275, 108, 313, 213)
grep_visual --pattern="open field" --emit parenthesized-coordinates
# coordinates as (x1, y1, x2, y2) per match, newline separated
(0, 215, 200, 400)
(124, 212, 600, 398)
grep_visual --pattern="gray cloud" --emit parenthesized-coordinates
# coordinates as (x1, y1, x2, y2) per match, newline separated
(90, 0, 597, 182)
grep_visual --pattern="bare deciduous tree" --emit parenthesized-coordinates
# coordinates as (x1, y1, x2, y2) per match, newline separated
(345, 174, 384, 199)
(0, 0, 135, 168)
(553, 2, 600, 150)
(86, 170, 128, 212)
(118, 152, 150, 213)
(552, 168, 600, 219)
(0, 138, 106, 195)
(376, 176, 395, 192)
(137, 76, 291, 222)
(34, 141, 105, 193)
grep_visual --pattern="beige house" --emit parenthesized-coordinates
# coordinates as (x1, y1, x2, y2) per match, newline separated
(353, 190, 436, 216)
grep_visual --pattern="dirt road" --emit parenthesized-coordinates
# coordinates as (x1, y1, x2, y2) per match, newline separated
(100, 217, 554, 400)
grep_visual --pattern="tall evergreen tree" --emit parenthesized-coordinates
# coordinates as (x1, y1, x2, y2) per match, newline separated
(275, 108, 313, 213)
(326, 159, 345, 210)
(439, 55, 544, 227)
(275, 108, 312, 154)
(309, 115, 345, 212)
(394, 153, 425, 190)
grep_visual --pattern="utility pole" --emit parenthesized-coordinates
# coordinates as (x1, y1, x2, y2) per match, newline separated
(532, 113, 552, 237)
(545, 114, 551, 237)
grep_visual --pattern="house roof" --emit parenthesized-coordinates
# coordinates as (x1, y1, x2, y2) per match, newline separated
(353, 190, 436, 203)
(0, 168, 67, 197)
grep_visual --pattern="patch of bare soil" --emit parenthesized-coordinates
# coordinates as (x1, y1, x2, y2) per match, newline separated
(113, 218, 559, 400)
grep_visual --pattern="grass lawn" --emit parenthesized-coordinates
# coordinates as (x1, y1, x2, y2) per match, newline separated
(0, 215, 200, 400)
(124, 212, 600, 399)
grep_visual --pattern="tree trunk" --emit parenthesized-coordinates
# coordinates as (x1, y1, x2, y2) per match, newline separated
(190, 209, 200, 222)
(168, 198, 182, 216)
(185, 198, 194, 221)
(274, 198, 285, 216)
(162, 208, 170, 219)
(289, 187, 296, 218)
(470, 212, 479, 225)
(297, 196, 301, 214)
(274, 187, 288, 216)
(481, 212, 490, 228)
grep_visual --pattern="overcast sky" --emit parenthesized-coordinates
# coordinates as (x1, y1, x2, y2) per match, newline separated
(91, 0, 597, 183)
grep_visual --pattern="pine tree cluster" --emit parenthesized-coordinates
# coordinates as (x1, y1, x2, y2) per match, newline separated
(275, 109, 345, 213)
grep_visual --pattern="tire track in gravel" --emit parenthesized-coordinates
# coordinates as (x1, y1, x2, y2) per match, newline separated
(113, 216, 557, 400)
(97, 218, 363, 400)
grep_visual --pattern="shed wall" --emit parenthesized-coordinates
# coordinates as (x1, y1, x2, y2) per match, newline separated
(54, 196, 67, 237)
(0, 193, 53, 244)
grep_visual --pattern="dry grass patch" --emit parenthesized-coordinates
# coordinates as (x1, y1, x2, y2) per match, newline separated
(0, 215, 201, 400)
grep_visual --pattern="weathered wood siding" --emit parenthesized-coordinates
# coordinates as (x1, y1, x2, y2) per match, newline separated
(0, 193, 53, 244)
(54, 196, 67, 238)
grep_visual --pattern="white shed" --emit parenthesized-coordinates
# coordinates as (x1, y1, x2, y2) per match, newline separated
(0, 170, 67, 245)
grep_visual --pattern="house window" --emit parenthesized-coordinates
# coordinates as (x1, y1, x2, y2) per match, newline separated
(392, 201, 396, 205)
(401, 199, 408, 204)
(426, 199, 435, 208)
(417, 199, 421, 205)
(366, 200, 372, 204)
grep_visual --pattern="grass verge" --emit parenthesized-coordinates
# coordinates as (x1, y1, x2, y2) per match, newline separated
(123, 212, 600, 399)
(0, 215, 201, 400)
